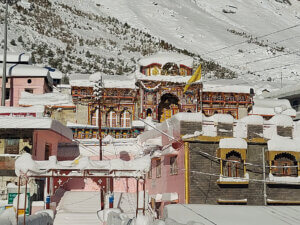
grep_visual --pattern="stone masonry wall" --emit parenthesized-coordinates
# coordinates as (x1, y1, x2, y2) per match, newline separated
(180, 121, 202, 135)
(277, 126, 293, 138)
(247, 125, 263, 139)
(188, 141, 300, 205)
(217, 123, 233, 137)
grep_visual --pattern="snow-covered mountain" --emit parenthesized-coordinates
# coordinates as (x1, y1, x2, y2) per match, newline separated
(0, 0, 299, 83)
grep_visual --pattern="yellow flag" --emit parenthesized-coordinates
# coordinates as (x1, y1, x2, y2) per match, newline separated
(183, 65, 201, 93)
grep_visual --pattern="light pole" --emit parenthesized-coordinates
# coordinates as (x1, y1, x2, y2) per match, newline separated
(1, 0, 19, 106)
(93, 76, 104, 160)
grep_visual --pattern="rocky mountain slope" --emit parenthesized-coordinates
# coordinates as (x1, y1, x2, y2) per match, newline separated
(0, 0, 299, 83)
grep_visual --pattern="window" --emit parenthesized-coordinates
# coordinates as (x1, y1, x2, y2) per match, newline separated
(5, 88, 10, 100)
(170, 156, 178, 175)
(25, 88, 33, 93)
(121, 110, 131, 128)
(45, 143, 52, 160)
(272, 153, 297, 177)
(156, 159, 161, 178)
(5, 139, 19, 154)
(107, 110, 118, 128)
(223, 151, 244, 178)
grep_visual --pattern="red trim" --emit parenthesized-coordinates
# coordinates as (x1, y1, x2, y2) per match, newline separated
(179, 64, 192, 69)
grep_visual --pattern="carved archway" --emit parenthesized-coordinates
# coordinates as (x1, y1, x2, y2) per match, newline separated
(158, 93, 180, 122)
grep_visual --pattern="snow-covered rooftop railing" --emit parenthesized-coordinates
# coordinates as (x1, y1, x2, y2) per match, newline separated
(205, 114, 234, 124)
(267, 137, 300, 152)
(15, 153, 151, 178)
(172, 112, 203, 122)
(219, 138, 247, 149)
(266, 114, 293, 127)
(240, 115, 264, 125)
(138, 52, 193, 68)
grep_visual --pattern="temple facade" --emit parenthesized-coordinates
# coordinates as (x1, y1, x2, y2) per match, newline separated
(69, 52, 254, 139)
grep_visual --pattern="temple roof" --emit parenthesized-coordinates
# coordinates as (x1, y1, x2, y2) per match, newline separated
(138, 52, 193, 68)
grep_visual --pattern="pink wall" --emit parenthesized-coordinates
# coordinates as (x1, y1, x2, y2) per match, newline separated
(89, 152, 140, 193)
(145, 144, 186, 204)
(32, 130, 72, 160)
(0, 77, 50, 106)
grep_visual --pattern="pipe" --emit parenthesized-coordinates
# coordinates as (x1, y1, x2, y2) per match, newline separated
(143, 178, 146, 215)
(16, 176, 21, 224)
(136, 179, 139, 217)
(23, 179, 28, 225)
(1, 0, 8, 106)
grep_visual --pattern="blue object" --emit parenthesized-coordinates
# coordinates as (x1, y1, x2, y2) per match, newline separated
(109, 195, 114, 203)
(46, 196, 51, 204)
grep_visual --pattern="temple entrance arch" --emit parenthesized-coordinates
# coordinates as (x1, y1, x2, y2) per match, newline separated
(158, 93, 180, 122)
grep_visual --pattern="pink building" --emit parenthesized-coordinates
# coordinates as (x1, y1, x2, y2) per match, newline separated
(0, 63, 53, 106)
(0, 117, 74, 160)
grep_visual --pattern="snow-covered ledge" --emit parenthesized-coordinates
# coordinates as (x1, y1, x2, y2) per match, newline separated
(217, 173, 249, 185)
(267, 173, 300, 184)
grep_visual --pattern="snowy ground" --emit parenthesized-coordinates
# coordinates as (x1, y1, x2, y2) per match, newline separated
(53, 191, 101, 225)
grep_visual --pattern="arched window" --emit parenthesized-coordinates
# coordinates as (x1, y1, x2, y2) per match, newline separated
(106, 110, 118, 128)
(223, 151, 244, 178)
(273, 153, 297, 177)
(121, 110, 131, 128)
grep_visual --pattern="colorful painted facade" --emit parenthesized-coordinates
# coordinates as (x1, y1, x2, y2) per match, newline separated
(69, 53, 254, 139)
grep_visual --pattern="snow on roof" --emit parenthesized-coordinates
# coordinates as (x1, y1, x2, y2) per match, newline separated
(138, 52, 193, 68)
(0, 106, 44, 115)
(136, 72, 200, 84)
(268, 137, 300, 152)
(132, 120, 145, 128)
(78, 138, 141, 157)
(164, 204, 300, 225)
(262, 83, 300, 99)
(48, 69, 63, 80)
(240, 115, 264, 125)
(69, 73, 93, 87)
(67, 122, 98, 129)
(0, 63, 50, 78)
(173, 112, 203, 122)
(145, 137, 162, 147)
(89, 73, 137, 89)
(56, 84, 71, 89)
(203, 79, 253, 93)
(0, 117, 73, 140)
(267, 114, 294, 127)
(219, 138, 247, 149)
(250, 98, 296, 117)
(0, 52, 31, 63)
(19, 92, 74, 107)
(15, 153, 150, 177)
(206, 114, 234, 124)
